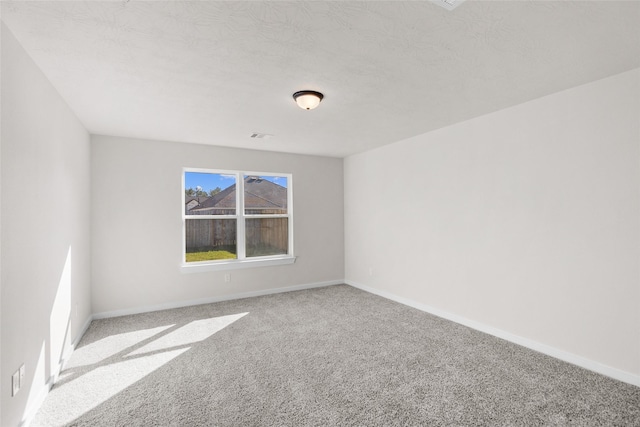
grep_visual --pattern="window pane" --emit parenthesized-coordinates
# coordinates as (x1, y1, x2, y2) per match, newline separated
(185, 219, 237, 262)
(185, 172, 236, 215)
(246, 218, 288, 257)
(244, 175, 288, 215)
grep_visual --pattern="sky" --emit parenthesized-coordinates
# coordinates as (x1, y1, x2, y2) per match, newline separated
(185, 172, 288, 192)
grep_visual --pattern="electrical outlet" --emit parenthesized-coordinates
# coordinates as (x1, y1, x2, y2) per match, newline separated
(224, 273, 231, 282)
(19, 364, 25, 387)
(11, 370, 20, 397)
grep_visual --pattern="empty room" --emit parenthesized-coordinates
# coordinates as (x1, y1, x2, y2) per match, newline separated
(1, 1, 639, 426)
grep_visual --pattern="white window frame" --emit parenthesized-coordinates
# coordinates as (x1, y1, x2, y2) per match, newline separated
(181, 168, 295, 273)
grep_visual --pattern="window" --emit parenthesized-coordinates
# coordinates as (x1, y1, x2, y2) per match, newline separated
(182, 169, 294, 271)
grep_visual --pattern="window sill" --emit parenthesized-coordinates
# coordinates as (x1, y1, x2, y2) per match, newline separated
(180, 255, 296, 273)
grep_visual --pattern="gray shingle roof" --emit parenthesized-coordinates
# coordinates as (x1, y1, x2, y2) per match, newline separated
(189, 176, 286, 214)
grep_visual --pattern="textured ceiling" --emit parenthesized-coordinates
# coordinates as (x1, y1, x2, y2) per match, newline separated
(2, 1, 639, 157)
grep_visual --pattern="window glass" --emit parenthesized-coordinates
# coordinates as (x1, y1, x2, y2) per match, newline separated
(185, 219, 237, 262)
(246, 218, 288, 257)
(184, 172, 236, 215)
(244, 175, 288, 215)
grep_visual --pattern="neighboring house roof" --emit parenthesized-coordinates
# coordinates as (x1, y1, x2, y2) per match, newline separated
(185, 196, 210, 204)
(190, 176, 286, 214)
(185, 196, 211, 212)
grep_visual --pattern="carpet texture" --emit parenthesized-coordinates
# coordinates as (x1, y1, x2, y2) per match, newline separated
(33, 285, 640, 426)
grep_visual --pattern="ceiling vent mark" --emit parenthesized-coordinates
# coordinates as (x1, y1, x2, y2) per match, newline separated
(431, 0, 467, 11)
(250, 133, 273, 139)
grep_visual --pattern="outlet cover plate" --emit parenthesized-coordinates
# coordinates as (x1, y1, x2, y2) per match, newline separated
(12, 370, 20, 396)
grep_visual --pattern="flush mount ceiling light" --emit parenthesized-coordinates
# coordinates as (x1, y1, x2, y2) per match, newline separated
(293, 90, 324, 110)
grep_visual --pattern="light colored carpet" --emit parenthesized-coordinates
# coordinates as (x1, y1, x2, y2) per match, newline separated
(33, 285, 639, 426)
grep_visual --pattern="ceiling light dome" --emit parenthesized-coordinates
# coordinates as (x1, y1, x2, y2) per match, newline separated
(293, 90, 324, 110)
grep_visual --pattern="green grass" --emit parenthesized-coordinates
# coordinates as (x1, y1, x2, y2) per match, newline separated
(186, 250, 236, 262)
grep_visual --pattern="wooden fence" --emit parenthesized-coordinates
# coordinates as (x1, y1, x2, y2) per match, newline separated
(246, 218, 288, 256)
(186, 218, 287, 255)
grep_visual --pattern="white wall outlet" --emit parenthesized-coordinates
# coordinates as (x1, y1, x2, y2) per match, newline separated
(224, 273, 231, 282)
(19, 364, 25, 387)
(369, 267, 374, 276)
(11, 369, 20, 397)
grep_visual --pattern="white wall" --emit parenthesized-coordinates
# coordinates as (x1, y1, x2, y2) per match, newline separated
(91, 135, 344, 315)
(1, 23, 92, 427)
(345, 69, 640, 382)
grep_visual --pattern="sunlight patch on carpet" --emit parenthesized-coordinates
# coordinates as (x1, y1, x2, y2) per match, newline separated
(37, 348, 189, 426)
(127, 312, 248, 356)
(64, 325, 175, 369)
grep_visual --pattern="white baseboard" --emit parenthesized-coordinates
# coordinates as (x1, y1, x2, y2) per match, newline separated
(73, 315, 94, 348)
(345, 280, 640, 388)
(20, 314, 94, 427)
(93, 279, 343, 320)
